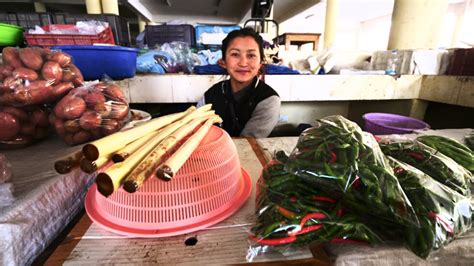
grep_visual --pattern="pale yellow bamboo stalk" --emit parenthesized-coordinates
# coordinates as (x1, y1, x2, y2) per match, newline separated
(122, 114, 219, 193)
(80, 157, 110, 174)
(82, 106, 196, 161)
(156, 116, 222, 181)
(94, 109, 214, 197)
(111, 130, 160, 163)
(54, 150, 82, 174)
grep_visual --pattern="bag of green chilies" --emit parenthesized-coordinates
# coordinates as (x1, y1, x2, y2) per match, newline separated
(388, 157, 472, 258)
(284, 116, 418, 228)
(250, 158, 382, 248)
(380, 139, 472, 196)
(417, 135, 474, 174)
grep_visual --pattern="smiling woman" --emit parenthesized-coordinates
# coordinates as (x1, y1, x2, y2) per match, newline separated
(197, 27, 281, 138)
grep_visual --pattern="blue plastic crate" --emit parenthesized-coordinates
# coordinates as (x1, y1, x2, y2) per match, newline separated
(195, 24, 240, 49)
(51, 45, 139, 80)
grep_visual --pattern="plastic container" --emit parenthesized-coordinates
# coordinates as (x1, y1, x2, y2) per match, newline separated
(0, 23, 23, 46)
(24, 24, 115, 47)
(363, 113, 430, 135)
(85, 125, 252, 237)
(195, 24, 240, 49)
(0, 12, 52, 29)
(51, 13, 131, 46)
(51, 45, 139, 80)
(145, 24, 195, 48)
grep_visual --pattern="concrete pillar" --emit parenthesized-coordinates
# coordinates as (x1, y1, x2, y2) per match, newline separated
(323, 0, 339, 48)
(138, 16, 147, 33)
(86, 0, 102, 14)
(34, 2, 46, 12)
(102, 0, 119, 15)
(388, 0, 449, 49)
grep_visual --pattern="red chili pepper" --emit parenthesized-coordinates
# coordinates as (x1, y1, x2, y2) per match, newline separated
(428, 211, 454, 236)
(408, 151, 425, 161)
(292, 224, 323, 236)
(336, 208, 344, 217)
(394, 167, 406, 175)
(290, 196, 297, 203)
(313, 195, 337, 203)
(299, 212, 326, 228)
(248, 234, 296, 246)
(277, 206, 298, 220)
(328, 151, 337, 164)
(351, 175, 362, 189)
(330, 237, 369, 245)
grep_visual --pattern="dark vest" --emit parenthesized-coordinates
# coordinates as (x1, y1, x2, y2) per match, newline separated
(204, 78, 278, 136)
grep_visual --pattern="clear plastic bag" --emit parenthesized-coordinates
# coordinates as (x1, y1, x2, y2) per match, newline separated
(416, 135, 474, 174)
(1, 47, 83, 106)
(380, 138, 472, 196)
(51, 80, 129, 145)
(388, 157, 472, 258)
(137, 42, 195, 74)
(0, 105, 51, 149)
(284, 116, 417, 227)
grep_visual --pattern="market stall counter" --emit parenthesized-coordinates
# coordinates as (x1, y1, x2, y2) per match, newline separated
(0, 138, 96, 265)
(1, 129, 473, 265)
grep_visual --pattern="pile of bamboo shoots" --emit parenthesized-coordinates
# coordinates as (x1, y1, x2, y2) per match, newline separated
(54, 105, 222, 197)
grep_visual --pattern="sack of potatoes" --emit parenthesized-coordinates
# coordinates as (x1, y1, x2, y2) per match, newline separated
(0, 47, 83, 106)
(51, 81, 130, 146)
(0, 105, 50, 149)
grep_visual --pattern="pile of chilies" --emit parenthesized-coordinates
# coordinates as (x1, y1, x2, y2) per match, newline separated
(250, 116, 473, 259)
(54, 104, 221, 197)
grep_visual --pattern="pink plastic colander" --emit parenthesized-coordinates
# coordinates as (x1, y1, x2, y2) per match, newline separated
(85, 125, 252, 237)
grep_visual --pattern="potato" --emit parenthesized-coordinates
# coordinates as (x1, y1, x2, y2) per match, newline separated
(53, 118, 66, 136)
(20, 122, 35, 136)
(63, 119, 80, 133)
(0, 92, 16, 105)
(104, 84, 126, 101)
(41, 61, 63, 83)
(109, 103, 129, 120)
(79, 111, 102, 131)
(52, 82, 74, 97)
(13, 67, 38, 81)
(19, 48, 43, 71)
(2, 47, 22, 69)
(2, 76, 20, 90)
(2, 106, 28, 121)
(55, 95, 86, 120)
(47, 52, 72, 67)
(85, 92, 106, 107)
(0, 111, 21, 141)
(101, 118, 120, 135)
(14, 81, 53, 105)
(93, 102, 112, 117)
(72, 130, 91, 144)
(0, 65, 14, 77)
(63, 133, 75, 145)
(31, 108, 49, 127)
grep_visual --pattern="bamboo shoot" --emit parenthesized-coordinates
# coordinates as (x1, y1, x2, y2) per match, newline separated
(80, 157, 109, 174)
(54, 150, 82, 174)
(156, 116, 222, 181)
(94, 110, 212, 197)
(123, 115, 218, 193)
(82, 106, 195, 161)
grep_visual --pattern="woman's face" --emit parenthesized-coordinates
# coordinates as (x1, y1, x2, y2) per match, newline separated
(221, 36, 262, 89)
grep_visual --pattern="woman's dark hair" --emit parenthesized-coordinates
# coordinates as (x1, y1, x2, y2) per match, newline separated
(221, 27, 265, 62)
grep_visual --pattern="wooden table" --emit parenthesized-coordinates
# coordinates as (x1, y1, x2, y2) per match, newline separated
(273, 33, 321, 51)
(43, 138, 331, 265)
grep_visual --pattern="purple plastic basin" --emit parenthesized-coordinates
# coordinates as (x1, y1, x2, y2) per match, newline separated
(363, 113, 430, 135)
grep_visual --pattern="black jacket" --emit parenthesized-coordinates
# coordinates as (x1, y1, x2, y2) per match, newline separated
(204, 78, 278, 136)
